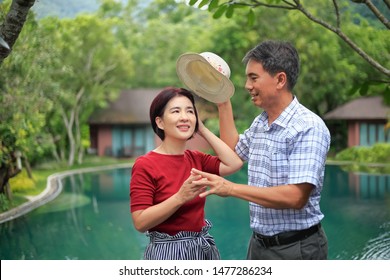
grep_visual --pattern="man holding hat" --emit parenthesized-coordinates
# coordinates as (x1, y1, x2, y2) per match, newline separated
(179, 40, 330, 260)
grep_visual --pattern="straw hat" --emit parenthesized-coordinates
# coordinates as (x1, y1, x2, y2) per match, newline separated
(176, 52, 234, 103)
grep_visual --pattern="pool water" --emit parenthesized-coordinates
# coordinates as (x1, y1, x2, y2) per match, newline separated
(0, 164, 389, 260)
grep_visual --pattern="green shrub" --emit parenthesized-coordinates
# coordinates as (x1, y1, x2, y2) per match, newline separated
(335, 143, 390, 174)
(9, 170, 37, 194)
(371, 143, 390, 163)
(335, 143, 390, 164)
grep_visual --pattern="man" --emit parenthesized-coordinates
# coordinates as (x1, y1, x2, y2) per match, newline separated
(192, 40, 330, 260)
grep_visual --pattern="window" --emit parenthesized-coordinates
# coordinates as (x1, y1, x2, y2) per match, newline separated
(359, 122, 390, 146)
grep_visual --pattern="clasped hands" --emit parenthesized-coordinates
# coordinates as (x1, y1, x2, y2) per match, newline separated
(190, 168, 232, 198)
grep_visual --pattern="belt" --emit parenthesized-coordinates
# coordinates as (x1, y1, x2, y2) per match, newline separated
(253, 223, 321, 248)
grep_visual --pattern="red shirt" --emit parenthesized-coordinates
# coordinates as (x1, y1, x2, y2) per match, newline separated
(130, 150, 220, 235)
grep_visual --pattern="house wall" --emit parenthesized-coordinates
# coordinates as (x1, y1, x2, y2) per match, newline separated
(97, 126, 113, 156)
(348, 120, 389, 147)
(93, 125, 157, 157)
(348, 121, 360, 147)
(92, 125, 214, 157)
(112, 125, 155, 157)
(359, 121, 389, 146)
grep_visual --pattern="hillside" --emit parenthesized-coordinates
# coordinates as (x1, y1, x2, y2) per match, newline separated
(32, 0, 100, 19)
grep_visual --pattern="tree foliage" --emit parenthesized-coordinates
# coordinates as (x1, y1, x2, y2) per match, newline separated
(0, 0, 134, 197)
(184, 0, 389, 150)
(189, 0, 390, 77)
(38, 14, 134, 166)
(0, 0, 389, 202)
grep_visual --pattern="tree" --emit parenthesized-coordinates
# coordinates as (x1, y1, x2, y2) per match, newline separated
(119, 0, 218, 88)
(186, 0, 390, 100)
(0, 1, 135, 201)
(0, 8, 54, 200)
(37, 14, 134, 166)
(0, 0, 36, 65)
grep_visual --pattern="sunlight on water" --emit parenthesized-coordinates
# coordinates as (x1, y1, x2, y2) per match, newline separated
(359, 222, 390, 260)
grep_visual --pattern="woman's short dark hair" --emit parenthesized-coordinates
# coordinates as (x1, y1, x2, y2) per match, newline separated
(149, 87, 199, 140)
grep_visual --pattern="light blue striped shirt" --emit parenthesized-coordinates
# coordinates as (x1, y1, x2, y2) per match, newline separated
(236, 97, 330, 236)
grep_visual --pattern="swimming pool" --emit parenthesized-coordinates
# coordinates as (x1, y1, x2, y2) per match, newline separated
(0, 164, 389, 260)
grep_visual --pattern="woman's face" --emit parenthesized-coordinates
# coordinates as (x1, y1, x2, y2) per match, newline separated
(155, 95, 197, 141)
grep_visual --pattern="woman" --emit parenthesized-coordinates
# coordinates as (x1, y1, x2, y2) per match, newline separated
(130, 87, 242, 260)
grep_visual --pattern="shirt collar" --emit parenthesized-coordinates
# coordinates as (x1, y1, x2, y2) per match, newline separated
(261, 96, 299, 129)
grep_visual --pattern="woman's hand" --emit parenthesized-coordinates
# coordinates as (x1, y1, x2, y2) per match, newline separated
(196, 117, 206, 138)
(132, 173, 208, 232)
(191, 168, 233, 198)
(174, 173, 208, 203)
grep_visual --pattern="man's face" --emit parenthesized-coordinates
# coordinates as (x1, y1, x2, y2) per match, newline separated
(244, 59, 280, 110)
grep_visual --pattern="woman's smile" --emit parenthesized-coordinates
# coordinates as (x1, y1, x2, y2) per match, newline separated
(177, 124, 191, 132)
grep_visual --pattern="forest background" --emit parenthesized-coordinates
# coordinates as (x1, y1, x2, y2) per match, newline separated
(0, 0, 389, 210)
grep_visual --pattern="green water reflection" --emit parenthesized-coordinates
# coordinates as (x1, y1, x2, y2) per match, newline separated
(0, 165, 389, 260)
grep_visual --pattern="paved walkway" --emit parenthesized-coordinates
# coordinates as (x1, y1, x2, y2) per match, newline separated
(0, 163, 133, 224)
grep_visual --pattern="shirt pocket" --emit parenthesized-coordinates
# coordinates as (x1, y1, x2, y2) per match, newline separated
(270, 150, 289, 185)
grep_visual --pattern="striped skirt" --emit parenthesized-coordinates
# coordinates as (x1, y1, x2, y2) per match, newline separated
(144, 220, 220, 260)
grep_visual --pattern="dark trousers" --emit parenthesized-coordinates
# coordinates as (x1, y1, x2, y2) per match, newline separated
(247, 227, 328, 260)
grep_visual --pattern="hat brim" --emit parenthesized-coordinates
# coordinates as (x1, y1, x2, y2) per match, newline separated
(176, 53, 234, 103)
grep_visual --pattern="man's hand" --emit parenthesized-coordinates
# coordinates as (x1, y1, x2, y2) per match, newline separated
(174, 173, 207, 203)
(191, 168, 232, 198)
